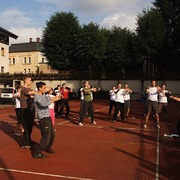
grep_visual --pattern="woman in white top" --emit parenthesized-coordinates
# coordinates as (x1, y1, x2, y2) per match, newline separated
(158, 84, 171, 121)
(113, 83, 126, 122)
(47, 87, 56, 126)
(108, 85, 116, 115)
(14, 85, 24, 136)
(124, 83, 133, 118)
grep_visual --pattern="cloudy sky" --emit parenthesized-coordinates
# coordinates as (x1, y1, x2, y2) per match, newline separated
(0, 0, 154, 44)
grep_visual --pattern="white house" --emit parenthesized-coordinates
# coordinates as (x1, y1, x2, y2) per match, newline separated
(0, 27, 18, 73)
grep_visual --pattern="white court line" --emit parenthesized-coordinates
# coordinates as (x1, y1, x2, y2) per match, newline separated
(0, 168, 94, 180)
(94, 106, 108, 112)
(155, 128, 160, 180)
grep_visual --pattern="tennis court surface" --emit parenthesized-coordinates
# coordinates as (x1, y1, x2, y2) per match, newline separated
(0, 100, 179, 180)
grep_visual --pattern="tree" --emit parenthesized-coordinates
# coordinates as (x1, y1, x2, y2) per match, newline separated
(75, 22, 106, 70)
(42, 11, 81, 70)
(136, 7, 166, 66)
(153, 0, 180, 66)
(105, 26, 135, 68)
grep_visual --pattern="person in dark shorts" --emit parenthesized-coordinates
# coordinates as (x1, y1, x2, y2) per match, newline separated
(144, 80, 162, 128)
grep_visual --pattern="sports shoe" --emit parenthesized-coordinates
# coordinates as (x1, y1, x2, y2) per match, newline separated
(33, 153, 47, 159)
(157, 123, 160, 128)
(78, 122, 83, 126)
(144, 123, 147, 128)
(21, 145, 31, 149)
(14, 132, 22, 136)
(92, 121, 96, 125)
(45, 148, 55, 153)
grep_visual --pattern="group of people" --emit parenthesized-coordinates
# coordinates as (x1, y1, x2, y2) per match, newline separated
(108, 82, 133, 123)
(107, 80, 179, 130)
(13, 76, 64, 159)
(12, 77, 179, 159)
(143, 80, 172, 128)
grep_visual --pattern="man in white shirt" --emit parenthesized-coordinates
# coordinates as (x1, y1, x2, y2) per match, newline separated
(144, 80, 162, 128)
(108, 85, 116, 115)
(113, 83, 126, 122)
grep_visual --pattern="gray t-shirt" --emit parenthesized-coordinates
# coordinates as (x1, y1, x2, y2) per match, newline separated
(34, 94, 51, 119)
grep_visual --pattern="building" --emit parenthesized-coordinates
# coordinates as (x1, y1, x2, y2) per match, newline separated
(0, 27, 18, 73)
(9, 38, 57, 74)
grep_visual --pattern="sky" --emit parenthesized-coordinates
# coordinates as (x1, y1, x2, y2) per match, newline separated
(0, 0, 154, 44)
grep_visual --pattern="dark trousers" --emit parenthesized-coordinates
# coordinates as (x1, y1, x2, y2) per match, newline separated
(79, 101, 94, 123)
(54, 100, 61, 115)
(15, 108, 23, 125)
(20, 108, 34, 146)
(108, 100, 115, 115)
(59, 99, 70, 117)
(36, 117, 55, 154)
(113, 102, 125, 120)
(79, 100, 84, 117)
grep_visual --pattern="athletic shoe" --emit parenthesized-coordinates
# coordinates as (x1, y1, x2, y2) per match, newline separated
(157, 124, 160, 129)
(144, 123, 147, 128)
(21, 145, 31, 149)
(14, 132, 22, 136)
(33, 153, 47, 159)
(78, 122, 83, 126)
(92, 121, 96, 125)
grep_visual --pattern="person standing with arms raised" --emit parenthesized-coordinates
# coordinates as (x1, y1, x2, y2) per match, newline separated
(144, 80, 162, 128)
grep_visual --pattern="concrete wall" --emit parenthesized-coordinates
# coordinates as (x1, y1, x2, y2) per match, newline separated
(13, 79, 180, 97)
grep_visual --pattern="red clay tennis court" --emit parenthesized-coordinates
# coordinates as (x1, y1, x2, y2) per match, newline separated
(0, 100, 179, 180)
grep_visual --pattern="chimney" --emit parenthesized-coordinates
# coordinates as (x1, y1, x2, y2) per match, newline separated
(29, 38, 32, 42)
(37, 37, 40, 43)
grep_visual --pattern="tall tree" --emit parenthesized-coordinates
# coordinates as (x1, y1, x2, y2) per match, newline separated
(106, 26, 135, 68)
(75, 22, 106, 70)
(153, 0, 180, 66)
(136, 7, 166, 66)
(42, 11, 81, 70)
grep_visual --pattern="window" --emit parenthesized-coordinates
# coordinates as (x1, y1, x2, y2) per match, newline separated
(24, 57, 26, 64)
(1, 66, 4, 73)
(12, 58, 15, 64)
(1, 47, 5, 56)
(28, 57, 31, 64)
(9, 58, 11, 64)
(42, 58, 45, 63)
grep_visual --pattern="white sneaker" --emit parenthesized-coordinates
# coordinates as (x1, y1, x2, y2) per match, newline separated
(78, 122, 83, 126)
(92, 121, 96, 125)
(157, 124, 160, 128)
(144, 123, 147, 128)
(14, 132, 22, 136)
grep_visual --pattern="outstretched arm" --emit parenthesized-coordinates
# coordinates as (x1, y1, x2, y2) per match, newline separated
(169, 96, 180, 102)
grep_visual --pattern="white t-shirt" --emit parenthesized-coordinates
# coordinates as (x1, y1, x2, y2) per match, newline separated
(15, 92, 21, 108)
(124, 92, 130, 101)
(159, 90, 168, 103)
(115, 89, 125, 103)
(47, 94, 55, 109)
(109, 89, 116, 101)
(147, 87, 159, 102)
